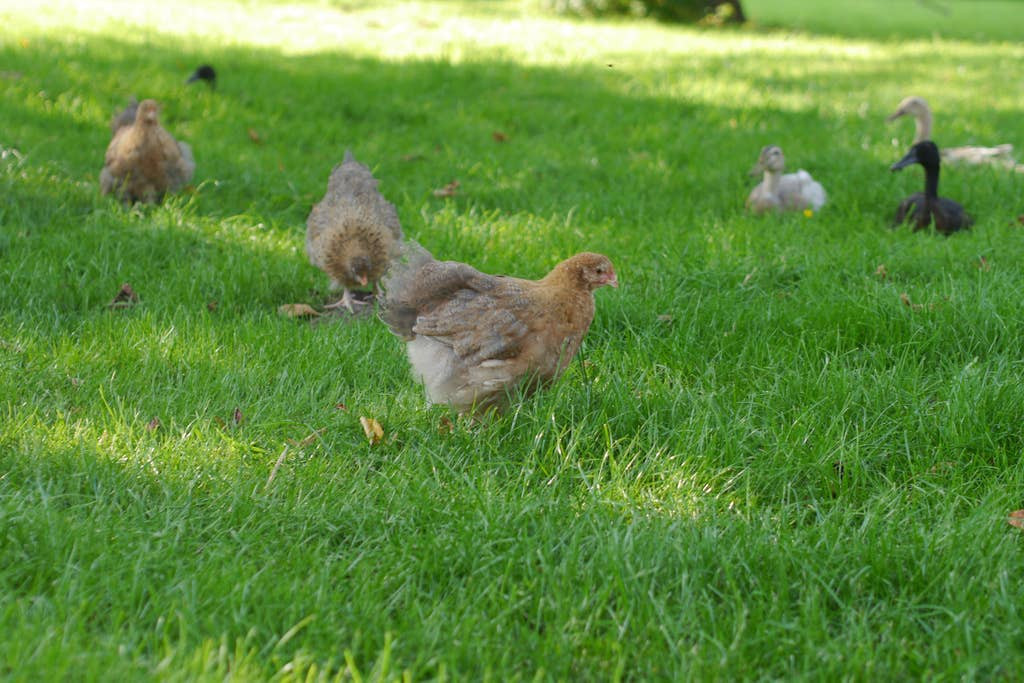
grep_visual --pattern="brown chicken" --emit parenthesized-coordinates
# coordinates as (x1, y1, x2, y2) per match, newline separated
(100, 99, 195, 204)
(380, 243, 618, 414)
(306, 151, 404, 313)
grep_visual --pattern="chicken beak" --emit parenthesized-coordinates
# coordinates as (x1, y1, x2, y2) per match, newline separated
(607, 274, 619, 288)
(358, 274, 369, 286)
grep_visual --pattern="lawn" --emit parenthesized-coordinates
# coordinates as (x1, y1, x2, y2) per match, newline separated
(2, 0, 1024, 679)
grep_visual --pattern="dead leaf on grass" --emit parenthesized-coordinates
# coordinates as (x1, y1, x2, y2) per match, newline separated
(206, 300, 218, 312)
(1008, 510, 1024, 529)
(874, 264, 888, 280)
(977, 256, 991, 271)
(278, 303, 320, 318)
(741, 271, 755, 286)
(247, 128, 262, 144)
(401, 153, 424, 162)
(657, 314, 673, 323)
(108, 283, 139, 309)
(359, 416, 384, 445)
(335, 402, 348, 411)
(899, 292, 923, 312)
(438, 416, 454, 435)
(146, 417, 161, 431)
(432, 180, 460, 198)
(233, 407, 244, 426)
(492, 131, 508, 142)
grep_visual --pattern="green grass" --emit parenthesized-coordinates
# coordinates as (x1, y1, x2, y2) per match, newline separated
(3, 0, 1024, 679)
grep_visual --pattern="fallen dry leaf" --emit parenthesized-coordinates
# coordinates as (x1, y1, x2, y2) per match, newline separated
(233, 407, 244, 426)
(432, 180, 460, 198)
(438, 416, 454, 435)
(206, 300, 218, 312)
(899, 292, 923, 312)
(359, 416, 384, 445)
(278, 303, 320, 318)
(287, 428, 326, 448)
(247, 128, 262, 144)
(978, 256, 991, 271)
(1009, 510, 1024, 529)
(401, 153, 424, 162)
(874, 264, 888, 280)
(213, 416, 227, 428)
(1016, 215, 1024, 226)
(146, 417, 161, 432)
(108, 283, 139, 309)
(492, 131, 508, 142)
(335, 402, 348, 411)
(741, 271, 755, 286)
(657, 314, 673, 323)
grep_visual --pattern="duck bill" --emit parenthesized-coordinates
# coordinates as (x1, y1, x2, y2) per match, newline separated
(890, 148, 919, 172)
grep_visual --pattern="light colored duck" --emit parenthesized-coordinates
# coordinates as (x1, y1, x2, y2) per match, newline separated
(886, 96, 1019, 170)
(746, 145, 826, 214)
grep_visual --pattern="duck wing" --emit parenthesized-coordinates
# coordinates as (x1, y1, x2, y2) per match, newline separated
(893, 192, 926, 229)
(932, 197, 972, 234)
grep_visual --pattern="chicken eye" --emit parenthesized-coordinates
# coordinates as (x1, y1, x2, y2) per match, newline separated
(595, 266, 605, 274)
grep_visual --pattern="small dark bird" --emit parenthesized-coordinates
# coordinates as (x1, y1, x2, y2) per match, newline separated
(891, 140, 973, 235)
(186, 64, 216, 89)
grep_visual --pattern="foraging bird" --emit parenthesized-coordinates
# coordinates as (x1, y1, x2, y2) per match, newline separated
(891, 140, 972, 235)
(746, 145, 826, 214)
(380, 243, 618, 415)
(886, 96, 1018, 169)
(186, 64, 217, 89)
(100, 99, 195, 204)
(306, 151, 404, 313)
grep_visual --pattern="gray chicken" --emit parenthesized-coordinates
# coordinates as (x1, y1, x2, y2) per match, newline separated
(306, 151, 404, 313)
(100, 99, 195, 204)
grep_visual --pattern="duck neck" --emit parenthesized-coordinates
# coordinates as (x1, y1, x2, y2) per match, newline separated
(913, 108, 933, 144)
(762, 170, 781, 194)
(923, 163, 939, 199)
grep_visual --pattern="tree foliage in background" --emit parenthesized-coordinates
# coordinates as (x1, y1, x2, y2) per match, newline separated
(542, 0, 745, 23)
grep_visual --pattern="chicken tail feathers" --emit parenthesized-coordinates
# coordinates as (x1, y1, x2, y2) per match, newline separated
(379, 241, 435, 338)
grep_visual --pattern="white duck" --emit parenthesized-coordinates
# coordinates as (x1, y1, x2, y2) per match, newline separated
(886, 96, 1019, 170)
(746, 145, 826, 214)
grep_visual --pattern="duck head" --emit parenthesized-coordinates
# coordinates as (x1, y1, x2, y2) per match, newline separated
(891, 140, 941, 172)
(886, 96, 930, 123)
(750, 145, 785, 176)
